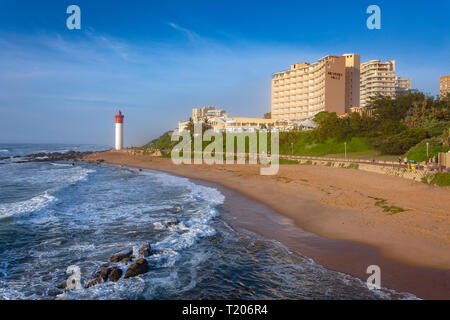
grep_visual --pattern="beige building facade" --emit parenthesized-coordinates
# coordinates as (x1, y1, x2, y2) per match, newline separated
(440, 75, 450, 99)
(395, 76, 411, 96)
(360, 60, 396, 107)
(271, 54, 358, 121)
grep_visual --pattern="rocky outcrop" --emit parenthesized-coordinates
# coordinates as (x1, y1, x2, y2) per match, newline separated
(121, 257, 133, 265)
(165, 219, 179, 228)
(57, 282, 67, 290)
(1, 150, 101, 165)
(86, 264, 112, 288)
(138, 243, 152, 258)
(109, 268, 123, 282)
(66, 244, 151, 290)
(24, 151, 95, 163)
(124, 259, 150, 278)
(110, 248, 133, 263)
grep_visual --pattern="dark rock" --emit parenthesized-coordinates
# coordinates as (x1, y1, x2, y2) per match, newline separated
(86, 277, 103, 288)
(110, 248, 133, 263)
(99, 267, 111, 280)
(165, 219, 179, 228)
(85, 265, 112, 288)
(57, 282, 67, 290)
(121, 257, 133, 265)
(209, 237, 220, 243)
(110, 268, 123, 282)
(17, 151, 95, 164)
(124, 258, 150, 278)
(138, 243, 152, 258)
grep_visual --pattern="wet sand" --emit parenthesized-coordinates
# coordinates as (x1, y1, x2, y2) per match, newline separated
(83, 151, 450, 299)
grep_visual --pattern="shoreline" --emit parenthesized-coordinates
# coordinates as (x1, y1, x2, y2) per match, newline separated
(83, 151, 450, 299)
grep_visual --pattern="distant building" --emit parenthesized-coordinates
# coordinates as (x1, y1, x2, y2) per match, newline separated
(395, 76, 411, 96)
(271, 54, 356, 121)
(178, 120, 190, 132)
(215, 118, 292, 133)
(360, 60, 396, 107)
(440, 75, 450, 99)
(178, 106, 229, 133)
(192, 106, 227, 122)
(177, 116, 292, 133)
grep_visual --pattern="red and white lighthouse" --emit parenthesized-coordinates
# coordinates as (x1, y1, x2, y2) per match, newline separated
(115, 110, 124, 150)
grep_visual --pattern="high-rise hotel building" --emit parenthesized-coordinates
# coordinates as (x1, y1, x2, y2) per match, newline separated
(440, 75, 450, 99)
(271, 54, 360, 121)
(360, 60, 396, 107)
(360, 60, 412, 107)
(360, 60, 413, 106)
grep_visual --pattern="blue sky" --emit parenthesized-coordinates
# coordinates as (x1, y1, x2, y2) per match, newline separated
(0, 0, 449, 146)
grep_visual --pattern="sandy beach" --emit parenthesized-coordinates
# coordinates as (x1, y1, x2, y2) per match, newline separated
(84, 151, 450, 299)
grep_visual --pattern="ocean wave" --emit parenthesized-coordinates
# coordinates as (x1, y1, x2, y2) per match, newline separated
(50, 163, 73, 167)
(0, 192, 56, 219)
(143, 170, 225, 205)
(142, 171, 225, 268)
(11, 166, 95, 186)
(0, 149, 9, 153)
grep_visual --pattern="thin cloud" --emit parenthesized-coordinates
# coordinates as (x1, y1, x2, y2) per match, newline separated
(168, 22, 202, 41)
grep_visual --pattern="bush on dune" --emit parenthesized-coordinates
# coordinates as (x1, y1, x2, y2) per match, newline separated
(406, 137, 450, 162)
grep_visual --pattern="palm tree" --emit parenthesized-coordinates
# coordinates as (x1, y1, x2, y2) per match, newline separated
(186, 117, 195, 136)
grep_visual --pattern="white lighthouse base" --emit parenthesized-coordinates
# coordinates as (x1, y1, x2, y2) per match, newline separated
(115, 123, 123, 150)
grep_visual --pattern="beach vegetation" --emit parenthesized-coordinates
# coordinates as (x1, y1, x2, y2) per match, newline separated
(346, 163, 359, 169)
(308, 91, 449, 157)
(143, 131, 174, 150)
(279, 159, 299, 164)
(421, 172, 450, 187)
(369, 196, 407, 215)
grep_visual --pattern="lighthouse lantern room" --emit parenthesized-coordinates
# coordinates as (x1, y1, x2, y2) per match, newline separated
(115, 110, 124, 150)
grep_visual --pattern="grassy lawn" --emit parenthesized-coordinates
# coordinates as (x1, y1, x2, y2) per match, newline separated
(406, 137, 450, 162)
(280, 135, 400, 160)
(279, 134, 374, 157)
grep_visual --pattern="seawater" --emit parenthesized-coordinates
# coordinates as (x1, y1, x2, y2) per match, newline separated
(0, 144, 417, 300)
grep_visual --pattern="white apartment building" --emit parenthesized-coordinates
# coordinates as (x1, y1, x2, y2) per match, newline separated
(360, 60, 398, 107)
(395, 76, 412, 96)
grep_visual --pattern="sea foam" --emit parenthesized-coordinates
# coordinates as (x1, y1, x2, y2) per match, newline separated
(0, 192, 56, 219)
